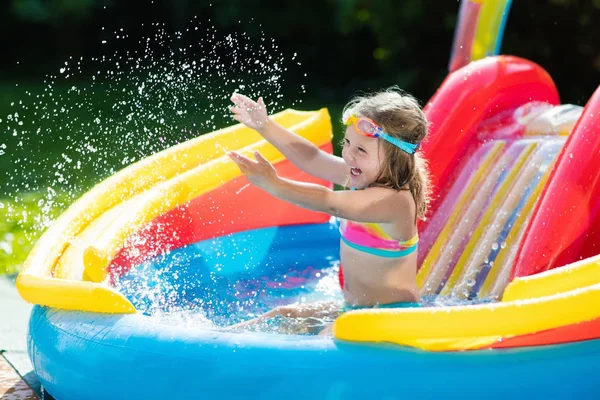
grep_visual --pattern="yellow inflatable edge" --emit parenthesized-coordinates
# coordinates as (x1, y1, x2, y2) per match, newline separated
(16, 274, 136, 314)
(17, 108, 332, 314)
(333, 277, 600, 352)
(502, 253, 600, 302)
(21, 108, 318, 279)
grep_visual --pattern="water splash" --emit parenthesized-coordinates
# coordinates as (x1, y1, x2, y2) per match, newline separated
(0, 19, 306, 274)
(113, 247, 342, 333)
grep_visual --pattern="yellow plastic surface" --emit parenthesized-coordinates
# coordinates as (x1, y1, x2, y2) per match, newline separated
(334, 278, 600, 351)
(471, 0, 511, 60)
(502, 254, 600, 302)
(16, 274, 136, 313)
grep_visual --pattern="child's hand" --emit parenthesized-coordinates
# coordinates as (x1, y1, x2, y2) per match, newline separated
(227, 150, 278, 189)
(230, 93, 269, 132)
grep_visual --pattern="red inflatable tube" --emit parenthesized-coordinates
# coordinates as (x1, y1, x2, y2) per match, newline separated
(418, 56, 559, 263)
(448, 0, 481, 72)
(511, 85, 600, 278)
(488, 317, 600, 350)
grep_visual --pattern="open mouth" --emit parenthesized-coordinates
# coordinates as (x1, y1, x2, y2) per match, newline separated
(350, 167, 362, 177)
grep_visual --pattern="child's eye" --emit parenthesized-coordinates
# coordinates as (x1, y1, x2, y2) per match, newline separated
(343, 138, 350, 145)
(358, 147, 367, 153)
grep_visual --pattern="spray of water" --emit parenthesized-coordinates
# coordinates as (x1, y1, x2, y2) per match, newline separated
(112, 242, 342, 333)
(1, 17, 342, 335)
(0, 18, 306, 276)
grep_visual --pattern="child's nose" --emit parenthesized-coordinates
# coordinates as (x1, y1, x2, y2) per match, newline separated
(342, 151, 354, 163)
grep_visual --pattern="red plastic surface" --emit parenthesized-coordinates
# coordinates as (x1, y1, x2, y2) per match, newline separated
(512, 85, 600, 278)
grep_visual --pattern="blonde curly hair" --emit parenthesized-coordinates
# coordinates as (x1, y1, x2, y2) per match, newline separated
(342, 87, 431, 220)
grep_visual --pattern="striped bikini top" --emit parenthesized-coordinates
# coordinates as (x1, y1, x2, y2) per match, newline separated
(339, 219, 419, 258)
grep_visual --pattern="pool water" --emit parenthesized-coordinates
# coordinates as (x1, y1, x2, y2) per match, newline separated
(113, 223, 482, 334)
(116, 257, 343, 330)
(114, 223, 344, 332)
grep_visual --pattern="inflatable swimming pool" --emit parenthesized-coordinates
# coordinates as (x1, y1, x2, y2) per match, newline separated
(16, 54, 600, 399)
(13, 3, 600, 397)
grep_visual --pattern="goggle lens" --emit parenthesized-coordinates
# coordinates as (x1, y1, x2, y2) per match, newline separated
(355, 119, 378, 137)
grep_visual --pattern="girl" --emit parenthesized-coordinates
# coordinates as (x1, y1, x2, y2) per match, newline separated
(227, 88, 430, 335)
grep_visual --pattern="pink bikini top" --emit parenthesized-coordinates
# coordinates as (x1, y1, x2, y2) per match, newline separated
(339, 219, 419, 258)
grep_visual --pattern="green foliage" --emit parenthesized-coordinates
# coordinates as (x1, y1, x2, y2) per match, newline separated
(0, 191, 70, 275)
(11, 0, 102, 23)
(332, 0, 457, 94)
(4, 0, 599, 102)
(204, 0, 458, 98)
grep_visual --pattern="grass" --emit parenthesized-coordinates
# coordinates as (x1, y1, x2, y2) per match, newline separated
(0, 192, 71, 275)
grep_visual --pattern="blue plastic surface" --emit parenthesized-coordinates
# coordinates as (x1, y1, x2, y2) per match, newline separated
(29, 305, 600, 399)
(27, 222, 600, 399)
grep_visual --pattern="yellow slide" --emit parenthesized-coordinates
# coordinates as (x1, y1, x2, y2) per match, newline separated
(16, 109, 333, 313)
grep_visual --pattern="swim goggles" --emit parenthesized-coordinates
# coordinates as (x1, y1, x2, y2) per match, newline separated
(342, 109, 419, 154)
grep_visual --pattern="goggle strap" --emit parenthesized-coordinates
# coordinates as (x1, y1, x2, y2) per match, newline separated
(379, 133, 418, 154)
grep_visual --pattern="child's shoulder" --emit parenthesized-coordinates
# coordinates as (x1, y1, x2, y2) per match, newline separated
(365, 184, 412, 198)
(364, 186, 416, 213)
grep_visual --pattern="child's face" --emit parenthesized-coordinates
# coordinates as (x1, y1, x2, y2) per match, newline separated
(341, 125, 383, 188)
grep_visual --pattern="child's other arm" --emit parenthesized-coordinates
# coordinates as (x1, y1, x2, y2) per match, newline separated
(259, 117, 348, 186)
(230, 93, 348, 186)
(269, 177, 411, 224)
(228, 151, 411, 225)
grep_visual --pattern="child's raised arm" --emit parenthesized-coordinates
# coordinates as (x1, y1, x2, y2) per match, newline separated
(228, 150, 413, 226)
(230, 93, 348, 186)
